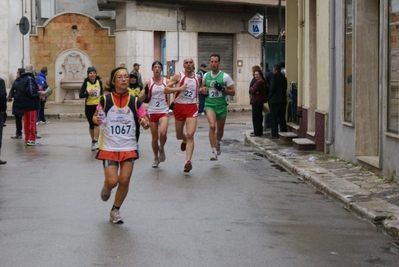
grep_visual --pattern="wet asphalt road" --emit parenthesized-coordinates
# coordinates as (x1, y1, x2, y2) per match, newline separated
(0, 113, 397, 266)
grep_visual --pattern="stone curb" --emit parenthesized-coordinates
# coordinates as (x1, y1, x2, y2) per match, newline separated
(245, 133, 399, 238)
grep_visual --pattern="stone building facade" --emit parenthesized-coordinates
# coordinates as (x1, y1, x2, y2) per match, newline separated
(285, 0, 399, 182)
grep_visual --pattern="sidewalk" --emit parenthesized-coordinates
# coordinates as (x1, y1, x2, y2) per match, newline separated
(245, 131, 399, 239)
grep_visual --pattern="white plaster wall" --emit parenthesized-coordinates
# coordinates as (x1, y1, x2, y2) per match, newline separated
(285, 0, 298, 87)
(58, 0, 114, 19)
(115, 30, 154, 81)
(6, 0, 29, 86)
(165, 31, 197, 68)
(236, 33, 262, 105)
(0, 0, 9, 86)
(302, 1, 311, 109)
(316, 2, 330, 112)
(330, 1, 356, 162)
(126, 2, 250, 34)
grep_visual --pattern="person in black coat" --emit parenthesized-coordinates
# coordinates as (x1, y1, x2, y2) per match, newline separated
(250, 70, 266, 136)
(19, 64, 45, 146)
(0, 76, 7, 164)
(7, 68, 25, 139)
(269, 63, 288, 139)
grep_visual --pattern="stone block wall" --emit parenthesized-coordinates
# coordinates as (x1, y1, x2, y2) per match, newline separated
(30, 13, 115, 100)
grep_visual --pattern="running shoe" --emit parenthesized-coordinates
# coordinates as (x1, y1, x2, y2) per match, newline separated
(109, 209, 124, 224)
(180, 141, 187, 151)
(152, 158, 160, 168)
(91, 142, 96, 151)
(159, 148, 166, 162)
(184, 160, 192, 173)
(100, 186, 111, 202)
(25, 140, 37, 146)
(210, 152, 218, 161)
(216, 141, 221, 155)
(11, 135, 22, 139)
(94, 142, 99, 150)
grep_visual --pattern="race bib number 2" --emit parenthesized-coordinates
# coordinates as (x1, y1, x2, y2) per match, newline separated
(150, 97, 165, 108)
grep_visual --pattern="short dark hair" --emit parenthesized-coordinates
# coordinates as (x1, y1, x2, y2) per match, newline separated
(273, 64, 281, 72)
(41, 66, 48, 73)
(209, 54, 220, 62)
(152, 61, 163, 71)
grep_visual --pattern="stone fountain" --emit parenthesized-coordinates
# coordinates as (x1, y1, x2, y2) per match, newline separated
(60, 52, 86, 101)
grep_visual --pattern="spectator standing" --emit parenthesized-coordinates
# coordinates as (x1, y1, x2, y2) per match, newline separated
(36, 66, 49, 124)
(269, 63, 288, 139)
(200, 54, 235, 161)
(7, 68, 25, 139)
(94, 67, 150, 224)
(249, 65, 262, 103)
(79, 67, 103, 151)
(20, 64, 45, 146)
(0, 76, 7, 164)
(128, 72, 142, 142)
(262, 62, 273, 130)
(279, 60, 286, 76)
(250, 70, 266, 136)
(197, 63, 207, 115)
(130, 63, 143, 88)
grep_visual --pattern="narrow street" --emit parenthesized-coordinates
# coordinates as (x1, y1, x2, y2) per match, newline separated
(0, 114, 397, 266)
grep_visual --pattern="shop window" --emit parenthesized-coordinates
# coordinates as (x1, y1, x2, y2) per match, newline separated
(389, 0, 399, 133)
(344, 0, 353, 123)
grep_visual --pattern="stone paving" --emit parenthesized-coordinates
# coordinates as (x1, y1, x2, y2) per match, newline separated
(245, 133, 399, 238)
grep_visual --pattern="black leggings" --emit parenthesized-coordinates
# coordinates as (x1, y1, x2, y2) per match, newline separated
(85, 105, 98, 130)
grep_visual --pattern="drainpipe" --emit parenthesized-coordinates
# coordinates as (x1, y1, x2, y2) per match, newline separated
(21, 0, 25, 67)
(161, 39, 166, 76)
(326, 0, 335, 146)
(172, 5, 180, 63)
(262, 6, 267, 78)
(31, 0, 37, 35)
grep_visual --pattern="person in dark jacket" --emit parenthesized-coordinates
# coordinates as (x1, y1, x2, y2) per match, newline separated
(36, 66, 49, 124)
(0, 76, 7, 164)
(262, 62, 273, 129)
(250, 70, 266, 136)
(7, 68, 25, 139)
(197, 63, 207, 115)
(269, 63, 288, 139)
(19, 64, 45, 146)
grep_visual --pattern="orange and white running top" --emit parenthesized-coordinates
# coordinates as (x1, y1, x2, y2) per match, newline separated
(99, 94, 138, 151)
(174, 71, 199, 104)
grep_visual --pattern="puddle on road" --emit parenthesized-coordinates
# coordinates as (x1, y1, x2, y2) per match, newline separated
(271, 164, 287, 172)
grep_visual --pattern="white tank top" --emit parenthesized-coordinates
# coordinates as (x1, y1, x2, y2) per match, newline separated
(174, 71, 199, 104)
(147, 77, 169, 114)
(100, 99, 137, 151)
